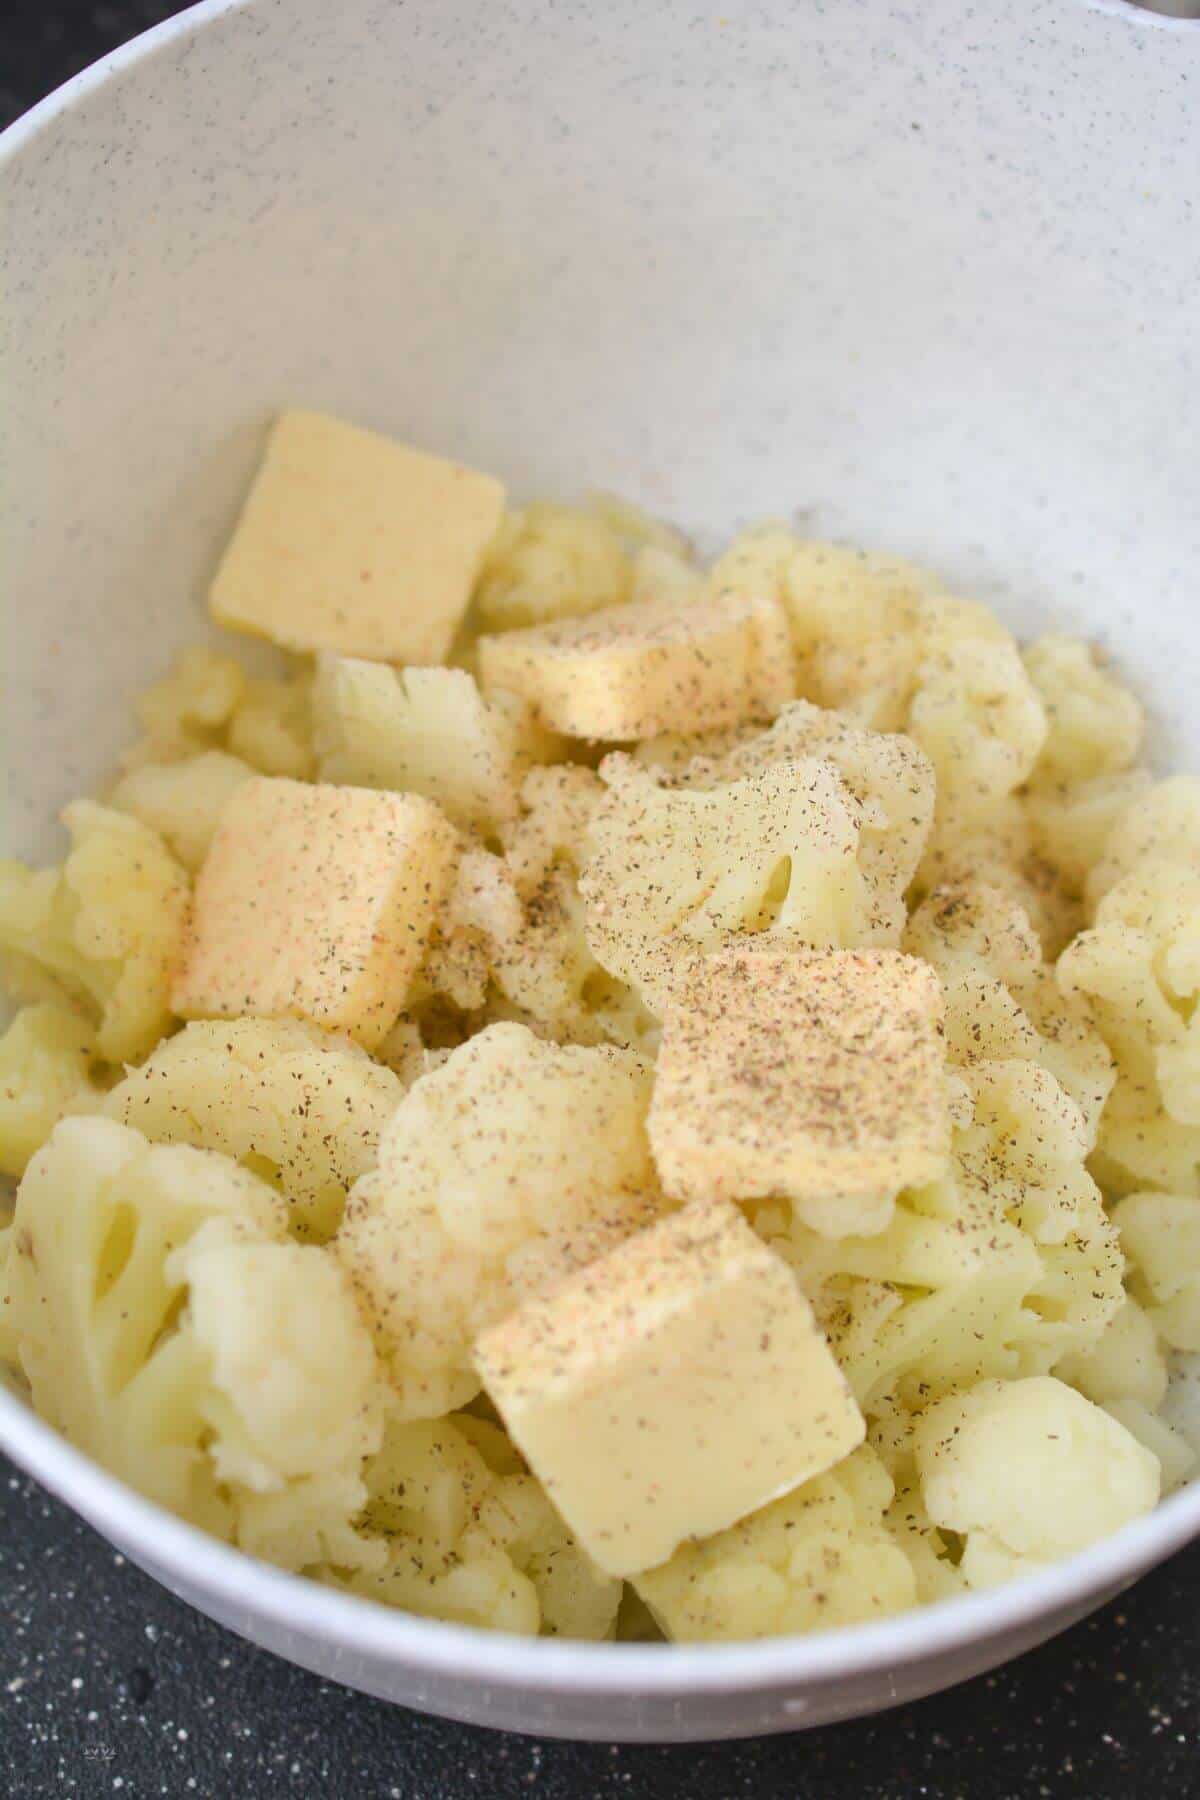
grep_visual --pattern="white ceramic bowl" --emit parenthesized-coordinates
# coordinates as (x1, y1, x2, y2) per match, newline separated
(1, 0, 1198, 1742)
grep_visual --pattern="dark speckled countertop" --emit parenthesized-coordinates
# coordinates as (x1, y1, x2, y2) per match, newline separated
(3, 6, 1200, 1797)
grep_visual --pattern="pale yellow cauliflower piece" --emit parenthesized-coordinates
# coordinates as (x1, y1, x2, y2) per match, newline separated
(0, 1002, 104, 1179)
(1058, 861, 1200, 1194)
(336, 1023, 666, 1417)
(109, 749, 257, 871)
(0, 803, 189, 1065)
(580, 755, 867, 1008)
(126, 645, 247, 764)
(0, 1223, 19, 1370)
(775, 1056, 1122, 1413)
(7, 1117, 383, 1567)
(914, 1377, 1160, 1589)
(649, 944, 950, 1237)
(1023, 636, 1144, 784)
(635, 1446, 915, 1642)
(711, 531, 933, 732)
(312, 657, 552, 833)
(327, 1413, 620, 1638)
(906, 882, 1113, 1146)
(478, 586, 794, 741)
(1084, 774, 1200, 910)
(106, 1018, 405, 1241)
(474, 501, 634, 631)
(638, 701, 935, 946)
(1054, 1296, 1168, 1412)
(1113, 1191, 1200, 1352)
(170, 1221, 382, 1493)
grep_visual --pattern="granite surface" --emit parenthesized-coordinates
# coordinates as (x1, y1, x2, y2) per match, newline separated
(3, 5, 1200, 1797)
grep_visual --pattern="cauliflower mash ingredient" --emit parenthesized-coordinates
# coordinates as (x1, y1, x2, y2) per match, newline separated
(337, 1023, 667, 1417)
(648, 944, 950, 1236)
(172, 776, 458, 1049)
(210, 411, 505, 664)
(475, 1199, 865, 1578)
(478, 586, 794, 741)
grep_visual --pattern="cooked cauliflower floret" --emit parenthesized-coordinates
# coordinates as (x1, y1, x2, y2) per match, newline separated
(326, 1413, 620, 1638)
(313, 657, 553, 833)
(6, 1117, 383, 1566)
(1054, 1296, 1168, 1412)
(474, 501, 635, 631)
(914, 1377, 1160, 1588)
(337, 1023, 667, 1416)
(1084, 774, 1200, 910)
(635, 1446, 916, 1642)
(638, 701, 935, 946)
(105, 1018, 406, 1241)
(1113, 1191, 1200, 1352)
(1023, 636, 1144, 784)
(109, 749, 256, 871)
(0, 803, 189, 1065)
(906, 882, 1113, 1146)
(170, 1222, 382, 1492)
(0, 1002, 104, 1179)
(580, 755, 867, 1008)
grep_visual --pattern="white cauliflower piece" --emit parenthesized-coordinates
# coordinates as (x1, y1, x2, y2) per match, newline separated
(7, 1117, 384, 1568)
(914, 1377, 1160, 1589)
(125, 646, 247, 764)
(0, 803, 189, 1064)
(474, 501, 634, 631)
(1085, 774, 1200, 910)
(327, 1413, 620, 1637)
(6, 1118, 285, 1526)
(106, 1018, 406, 1241)
(1058, 861, 1200, 1194)
(580, 755, 867, 1008)
(1113, 1191, 1200, 1352)
(312, 657, 552, 833)
(224, 668, 315, 780)
(1023, 636, 1144, 784)
(909, 629, 1047, 807)
(906, 882, 1113, 1146)
(169, 1222, 382, 1492)
(711, 531, 934, 732)
(634, 1446, 916, 1643)
(1054, 1297, 1168, 1412)
(776, 1056, 1122, 1412)
(0, 1223, 18, 1370)
(336, 1023, 666, 1417)
(0, 1002, 104, 1179)
(109, 749, 256, 871)
(639, 701, 934, 946)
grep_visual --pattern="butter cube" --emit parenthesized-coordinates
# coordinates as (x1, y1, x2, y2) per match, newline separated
(172, 777, 456, 1048)
(474, 1199, 864, 1577)
(478, 587, 794, 740)
(211, 411, 505, 665)
(648, 944, 949, 1235)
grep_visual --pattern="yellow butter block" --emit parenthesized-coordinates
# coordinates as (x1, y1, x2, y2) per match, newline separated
(477, 587, 794, 740)
(172, 776, 457, 1048)
(648, 944, 950, 1236)
(211, 411, 505, 664)
(474, 1199, 864, 1577)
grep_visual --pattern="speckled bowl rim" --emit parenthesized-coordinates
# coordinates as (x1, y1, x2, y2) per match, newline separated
(3, 0, 1200, 1704)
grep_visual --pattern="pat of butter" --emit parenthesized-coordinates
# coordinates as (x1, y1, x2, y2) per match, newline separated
(211, 411, 505, 665)
(478, 587, 794, 740)
(474, 1198, 864, 1577)
(172, 776, 456, 1049)
(648, 944, 950, 1236)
